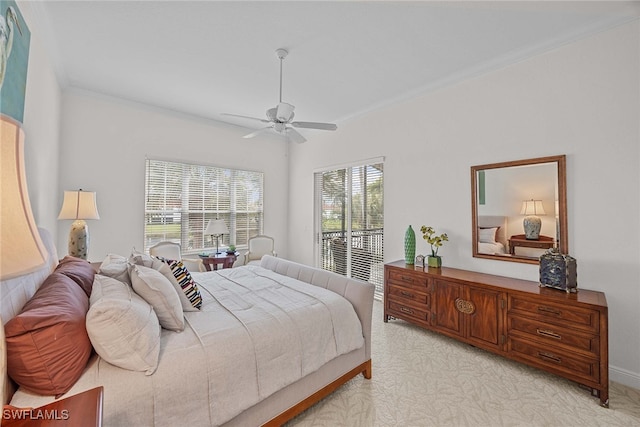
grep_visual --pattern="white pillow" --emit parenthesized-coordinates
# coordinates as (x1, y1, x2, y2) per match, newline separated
(129, 264, 185, 331)
(129, 248, 155, 268)
(86, 275, 160, 375)
(98, 253, 131, 286)
(479, 227, 499, 244)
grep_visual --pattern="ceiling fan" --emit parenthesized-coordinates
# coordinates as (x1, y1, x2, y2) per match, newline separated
(222, 48, 337, 144)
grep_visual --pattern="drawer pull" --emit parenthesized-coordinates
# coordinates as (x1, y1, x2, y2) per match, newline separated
(400, 307, 414, 315)
(400, 290, 415, 298)
(538, 352, 562, 364)
(538, 306, 561, 316)
(401, 276, 414, 283)
(537, 329, 561, 340)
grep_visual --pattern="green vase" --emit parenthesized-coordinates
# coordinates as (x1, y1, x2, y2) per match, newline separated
(428, 255, 442, 268)
(404, 225, 416, 264)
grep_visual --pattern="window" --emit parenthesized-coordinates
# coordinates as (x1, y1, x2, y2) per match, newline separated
(314, 158, 384, 299)
(144, 159, 263, 253)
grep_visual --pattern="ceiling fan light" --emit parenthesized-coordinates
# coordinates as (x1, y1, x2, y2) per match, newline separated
(276, 102, 295, 122)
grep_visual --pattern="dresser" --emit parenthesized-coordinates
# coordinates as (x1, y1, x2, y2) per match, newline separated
(384, 260, 609, 407)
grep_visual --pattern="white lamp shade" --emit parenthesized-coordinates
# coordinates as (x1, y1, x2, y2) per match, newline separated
(204, 219, 229, 235)
(520, 200, 546, 216)
(58, 190, 100, 220)
(1, 115, 47, 279)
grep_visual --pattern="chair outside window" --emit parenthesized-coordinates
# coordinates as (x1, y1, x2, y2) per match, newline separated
(244, 235, 277, 265)
(149, 241, 205, 272)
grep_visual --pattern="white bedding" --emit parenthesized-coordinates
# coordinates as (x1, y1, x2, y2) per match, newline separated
(478, 241, 506, 255)
(10, 265, 365, 426)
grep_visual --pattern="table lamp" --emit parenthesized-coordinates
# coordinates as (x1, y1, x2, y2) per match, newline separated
(1, 115, 47, 279)
(520, 199, 545, 240)
(58, 189, 100, 259)
(205, 219, 229, 255)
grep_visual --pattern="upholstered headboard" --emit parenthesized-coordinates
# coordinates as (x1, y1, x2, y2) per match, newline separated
(478, 215, 508, 247)
(1, 228, 58, 405)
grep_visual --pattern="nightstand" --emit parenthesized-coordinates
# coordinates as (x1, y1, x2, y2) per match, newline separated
(508, 234, 555, 255)
(3, 386, 103, 427)
(200, 253, 237, 271)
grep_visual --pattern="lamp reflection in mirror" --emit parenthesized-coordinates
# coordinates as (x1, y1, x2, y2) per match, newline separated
(520, 199, 545, 240)
(58, 190, 100, 259)
(0, 115, 47, 279)
(204, 219, 229, 254)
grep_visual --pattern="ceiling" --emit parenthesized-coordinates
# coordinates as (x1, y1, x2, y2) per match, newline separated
(31, 1, 640, 136)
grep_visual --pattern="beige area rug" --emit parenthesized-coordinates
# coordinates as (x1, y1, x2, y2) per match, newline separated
(288, 300, 640, 426)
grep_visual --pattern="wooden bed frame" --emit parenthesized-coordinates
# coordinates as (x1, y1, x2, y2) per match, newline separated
(264, 360, 371, 426)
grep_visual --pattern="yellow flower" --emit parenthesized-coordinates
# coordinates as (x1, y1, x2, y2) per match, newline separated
(420, 226, 449, 257)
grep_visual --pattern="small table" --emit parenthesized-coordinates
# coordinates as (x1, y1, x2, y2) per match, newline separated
(3, 386, 103, 427)
(200, 253, 237, 271)
(509, 234, 555, 255)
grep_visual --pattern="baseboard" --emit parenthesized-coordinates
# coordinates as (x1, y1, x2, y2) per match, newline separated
(610, 365, 640, 390)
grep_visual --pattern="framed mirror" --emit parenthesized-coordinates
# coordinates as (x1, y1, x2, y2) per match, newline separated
(471, 155, 567, 265)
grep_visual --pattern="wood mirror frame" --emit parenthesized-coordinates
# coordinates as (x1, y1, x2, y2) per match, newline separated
(471, 155, 567, 265)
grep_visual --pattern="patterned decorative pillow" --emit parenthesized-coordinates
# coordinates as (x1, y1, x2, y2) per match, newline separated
(157, 257, 203, 310)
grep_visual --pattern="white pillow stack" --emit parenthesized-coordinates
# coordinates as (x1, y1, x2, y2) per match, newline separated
(86, 275, 161, 375)
(88, 249, 204, 374)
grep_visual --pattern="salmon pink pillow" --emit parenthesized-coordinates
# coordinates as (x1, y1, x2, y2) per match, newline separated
(4, 271, 92, 397)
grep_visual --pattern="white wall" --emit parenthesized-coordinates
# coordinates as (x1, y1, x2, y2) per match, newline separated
(18, 2, 62, 237)
(288, 22, 640, 389)
(57, 91, 290, 260)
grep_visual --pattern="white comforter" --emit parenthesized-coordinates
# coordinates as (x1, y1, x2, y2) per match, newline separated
(478, 241, 506, 255)
(188, 265, 364, 423)
(11, 265, 365, 426)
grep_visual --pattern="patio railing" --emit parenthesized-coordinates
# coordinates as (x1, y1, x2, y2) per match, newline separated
(320, 228, 384, 298)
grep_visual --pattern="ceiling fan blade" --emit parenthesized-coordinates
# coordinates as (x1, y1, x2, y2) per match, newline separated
(221, 113, 269, 124)
(285, 127, 307, 144)
(243, 127, 272, 139)
(290, 121, 337, 131)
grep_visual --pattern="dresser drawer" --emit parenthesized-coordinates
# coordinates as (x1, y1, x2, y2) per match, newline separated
(509, 337, 599, 383)
(508, 296, 599, 333)
(508, 315, 599, 358)
(387, 269, 429, 291)
(387, 284, 430, 306)
(387, 300, 429, 324)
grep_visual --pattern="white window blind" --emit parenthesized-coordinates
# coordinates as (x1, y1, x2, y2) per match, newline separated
(144, 159, 263, 253)
(314, 161, 384, 299)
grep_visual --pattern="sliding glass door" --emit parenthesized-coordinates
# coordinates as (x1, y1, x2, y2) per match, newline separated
(314, 159, 384, 299)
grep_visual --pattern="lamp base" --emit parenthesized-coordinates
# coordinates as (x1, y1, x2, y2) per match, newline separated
(523, 215, 541, 240)
(68, 219, 89, 259)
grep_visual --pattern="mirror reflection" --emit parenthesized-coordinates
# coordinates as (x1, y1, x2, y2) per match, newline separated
(471, 155, 567, 265)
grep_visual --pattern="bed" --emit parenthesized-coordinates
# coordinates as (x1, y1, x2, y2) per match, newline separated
(477, 215, 508, 255)
(1, 229, 374, 426)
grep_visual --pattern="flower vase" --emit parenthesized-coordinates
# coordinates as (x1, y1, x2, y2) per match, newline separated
(404, 225, 416, 265)
(427, 255, 442, 268)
